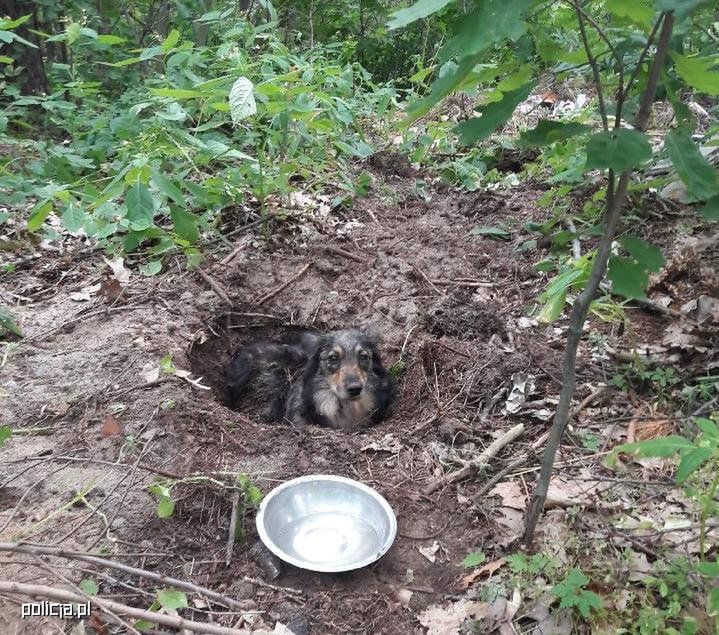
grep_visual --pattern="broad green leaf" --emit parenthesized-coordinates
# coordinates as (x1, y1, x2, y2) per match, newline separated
(0, 425, 11, 447)
(79, 579, 99, 595)
(664, 129, 719, 201)
(541, 267, 586, 300)
(27, 200, 53, 232)
(0, 56, 13, 64)
(61, 205, 89, 233)
(244, 484, 263, 506)
(585, 129, 653, 172)
(696, 418, 719, 441)
(157, 497, 174, 518)
(708, 587, 719, 616)
(152, 172, 186, 205)
(97, 34, 126, 45)
(676, 446, 713, 483)
(0, 15, 31, 30)
(656, 0, 712, 18)
(697, 560, 719, 576)
(608, 256, 648, 299)
(700, 196, 719, 220)
(102, 57, 142, 67)
(157, 589, 187, 611)
(617, 435, 694, 457)
(439, 0, 532, 62)
(125, 182, 155, 231)
(462, 551, 486, 569)
(140, 260, 162, 276)
(619, 236, 664, 272)
(229, 77, 257, 124)
(671, 53, 719, 96)
(170, 207, 199, 243)
(150, 88, 202, 99)
(537, 290, 567, 323)
(405, 52, 484, 122)
(607, 0, 653, 25)
(457, 82, 534, 145)
(469, 226, 511, 239)
(387, 0, 455, 30)
(161, 29, 180, 52)
(519, 120, 590, 146)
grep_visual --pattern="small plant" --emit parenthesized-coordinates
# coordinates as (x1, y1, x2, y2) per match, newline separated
(552, 567, 603, 619)
(462, 550, 486, 569)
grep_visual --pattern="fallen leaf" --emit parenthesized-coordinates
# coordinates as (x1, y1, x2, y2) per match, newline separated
(505, 372, 536, 414)
(362, 433, 402, 454)
(545, 477, 612, 509)
(460, 558, 507, 588)
(394, 587, 413, 607)
(100, 278, 124, 303)
(418, 540, 440, 563)
(100, 414, 122, 437)
(488, 481, 526, 510)
(103, 256, 131, 284)
(418, 600, 489, 635)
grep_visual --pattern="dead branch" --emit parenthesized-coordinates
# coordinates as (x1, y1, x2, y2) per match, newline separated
(255, 262, 312, 306)
(0, 581, 250, 635)
(424, 423, 525, 495)
(226, 492, 240, 566)
(0, 543, 248, 610)
(197, 269, 233, 307)
(323, 244, 366, 263)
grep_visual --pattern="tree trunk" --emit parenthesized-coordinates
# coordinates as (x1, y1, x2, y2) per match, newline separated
(0, 0, 49, 95)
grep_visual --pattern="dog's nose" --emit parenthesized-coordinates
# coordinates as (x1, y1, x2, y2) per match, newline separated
(346, 382, 363, 397)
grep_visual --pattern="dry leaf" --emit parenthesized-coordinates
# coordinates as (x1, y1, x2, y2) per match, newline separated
(103, 256, 131, 284)
(418, 540, 440, 563)
(101, 414, 122, 437)
(100, 278, 124, 303)
(418, 601, 489, 635)
(488, 481, 526, 510)
(460, 558, 507, 588)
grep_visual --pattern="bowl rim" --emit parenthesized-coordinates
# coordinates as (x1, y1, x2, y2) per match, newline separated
(255, 474, 397, 573)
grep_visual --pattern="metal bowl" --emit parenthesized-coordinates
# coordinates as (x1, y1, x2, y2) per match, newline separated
(256, 474, 397, 573)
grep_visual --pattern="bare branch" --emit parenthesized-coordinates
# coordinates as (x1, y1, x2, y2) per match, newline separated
(575, 5, 609, 130)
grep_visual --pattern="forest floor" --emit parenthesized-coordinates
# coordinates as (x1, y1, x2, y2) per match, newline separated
(1, 153, 718, 634)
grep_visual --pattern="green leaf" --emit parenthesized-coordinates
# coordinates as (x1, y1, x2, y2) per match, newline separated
(617, 435, 694, 457)
(160, 354, 176, 374)
(0, 14, 31, 30)
(439, 0, 533, 62)
(0, 425, 11, 447)
(656, 0, 712, 18)
(125, 182, 155, 231)
(696, 418, 719, 441)
(152, 172, 186, 205)
(608, 256, 649, 299)
(0, 55, 13, 64)
(671, 53, 719, 95)
(157, 589, 187, 611)
(79, 579, 99, 595)
(585, 129, 653, 172)
(157, 497, 174, 518)
(61, 205, 89, 233)
(150, 88, 203, 99)
(97, 34, 126, 45)
(161, 29, 180, 52)
(387, 0, 455, 30)
(700, 196, 719, 221)
(229, 77, 257, 124)
(244, 484, 263, 506)
(170, 207, 199, 243)
(102, 57, 142, 67)
(619, 236, 664, 272)
(607, 0, 653, 25)
(676, 446, 713, 483)
(0, 306, 22, 337)
(27, 200, 53, 232)
(457, 82, 534, 145)
(537, 290, 567, 324)
(697, 560, 719, 577)
(665, 129, 719, 201)
(519, 120, 590, 146)
(469, 226, 511, 239)
(462, 551, 486, 569)
(140, 260, 162, 276)
(405, 52, 484, 122)
(708, 586, 719, 616)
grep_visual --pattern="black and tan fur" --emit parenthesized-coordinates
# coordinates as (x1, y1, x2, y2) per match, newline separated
(225, 329, 393, 431)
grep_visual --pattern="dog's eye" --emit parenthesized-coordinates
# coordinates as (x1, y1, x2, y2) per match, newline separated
(359, 351, 370, 362)
(326, 352, 339, 363)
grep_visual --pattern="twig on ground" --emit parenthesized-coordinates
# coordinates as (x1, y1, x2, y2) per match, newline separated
(226, 492, 240, 566)
(197, 269, 233, 307)
(0, 543, 248, 610)
(571, 385, 609, 419)
(412, 264, 443, 295)
(0, 581, 249, 635)
(431, 279, 495, 288)
(255, 263, 312, 306)
(424, 423, 525, 495)
(323, 245, 365, 263)
(242, 576, 303, 596)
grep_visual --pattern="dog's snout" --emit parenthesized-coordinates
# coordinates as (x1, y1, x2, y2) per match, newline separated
(345, 377, 363, 397)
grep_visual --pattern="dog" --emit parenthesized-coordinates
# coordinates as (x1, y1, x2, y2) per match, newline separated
(225, 329, 394, 431)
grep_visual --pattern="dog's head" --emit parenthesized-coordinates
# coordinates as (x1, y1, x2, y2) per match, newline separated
(315, 329, 380, 401)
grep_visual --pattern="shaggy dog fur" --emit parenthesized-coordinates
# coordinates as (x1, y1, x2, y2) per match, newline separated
(225, 329, 393, 431)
